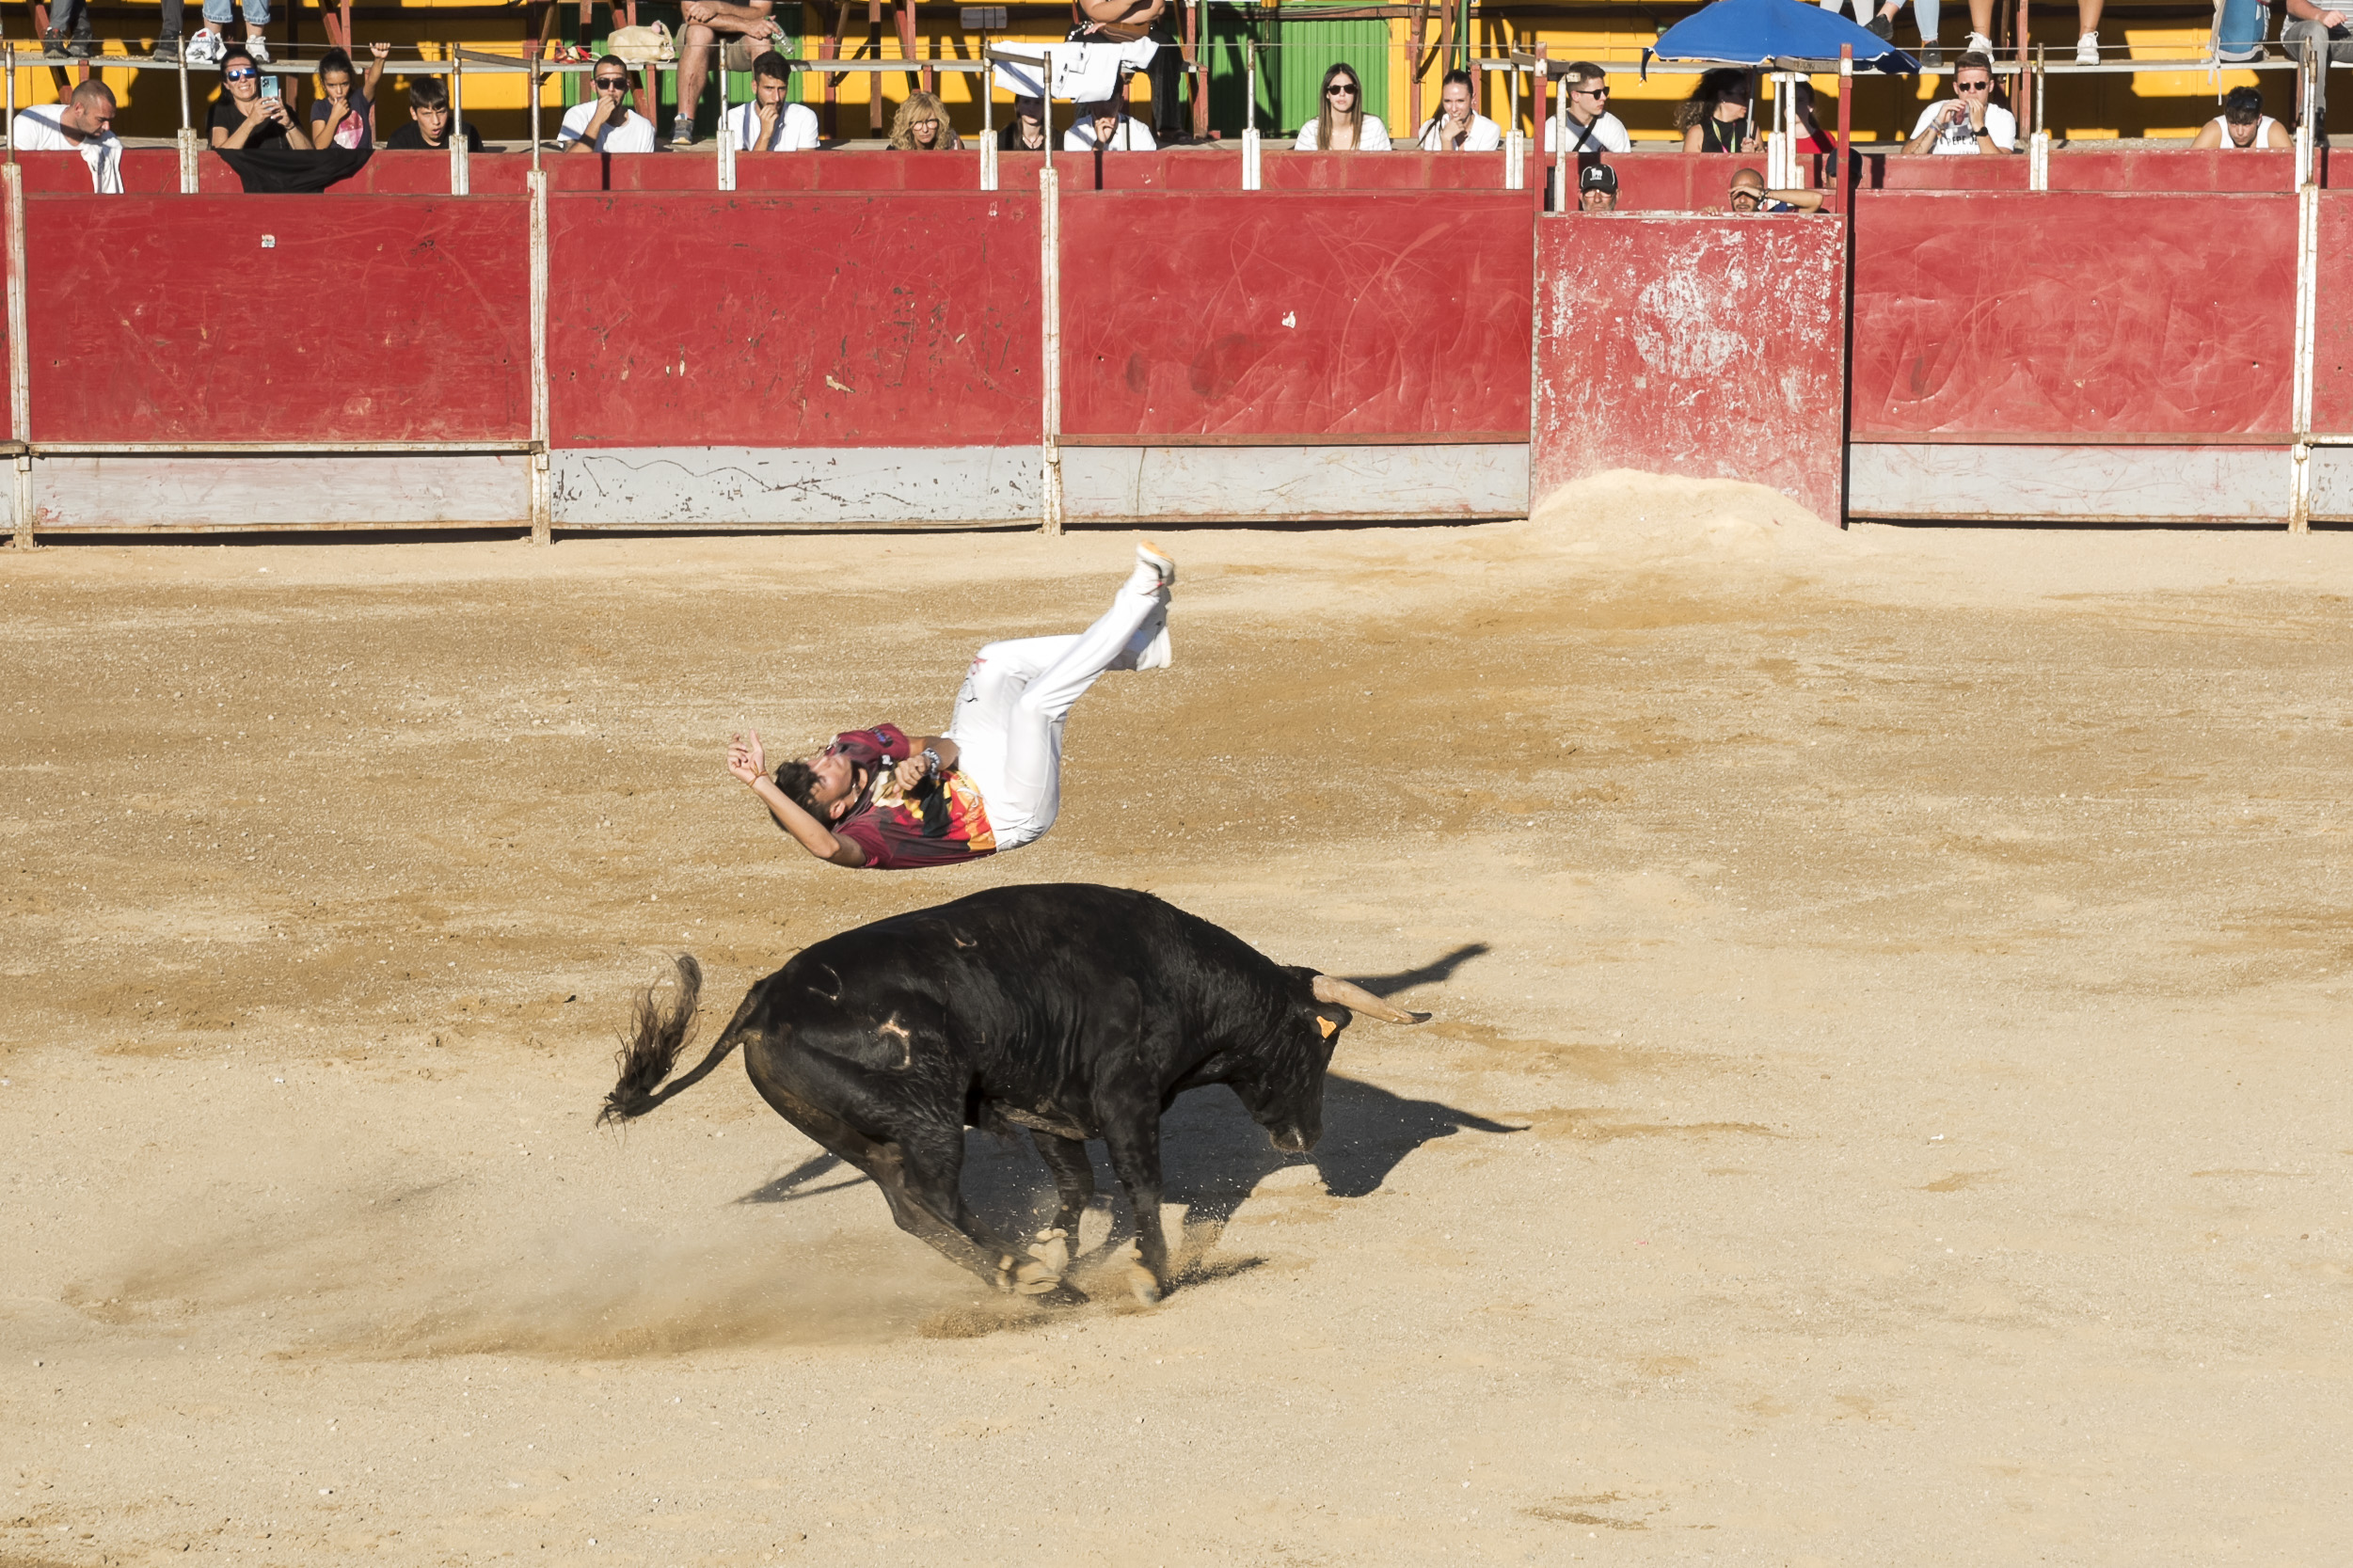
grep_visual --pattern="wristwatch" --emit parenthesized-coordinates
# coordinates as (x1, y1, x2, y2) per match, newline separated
(922, 747, 942, 779)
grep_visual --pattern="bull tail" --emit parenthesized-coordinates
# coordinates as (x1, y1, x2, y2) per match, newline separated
(598, 954, 707, 1124)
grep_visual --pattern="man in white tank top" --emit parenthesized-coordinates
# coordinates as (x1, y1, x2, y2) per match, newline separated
(2192, 86, 2290, 148)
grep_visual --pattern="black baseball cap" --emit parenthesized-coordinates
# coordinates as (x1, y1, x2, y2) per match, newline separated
(1580, 164, 1618, 194)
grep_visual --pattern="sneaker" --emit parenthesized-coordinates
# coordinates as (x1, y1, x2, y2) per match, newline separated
(39, 24, 63, 55)
(1965, 30, 1994, 53)
(1919, 41, 1943, 68)
(1135, 535, 1175, 592)
(1866, 9, 1894, 40)
(66, 34, 95, 57)
(184, 27, 223, 65)
(2075, 30, 2098, 63)
(152, 36, 181, 59)
(671, 115, 696, 146)
(245, 33, 269, 61)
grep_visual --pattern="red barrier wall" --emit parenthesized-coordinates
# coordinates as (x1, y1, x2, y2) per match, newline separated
(545, 192, 1040, 448)
(1849, 191, 2295, 440)
(1532, 213, 1847, 522)
(1057, 191, 1532, 440)
(24, 194, 531, 444)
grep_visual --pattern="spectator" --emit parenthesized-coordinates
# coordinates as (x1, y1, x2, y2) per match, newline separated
(1295, 62, 1390, 150)
(208, 44, 305, 150)
(1073, 0, 1184, 142)
(42, 0, 94, 59)
(1414, 69, 1501, 150)
(1578, 162, 1617, 211)
(1828, 0, 1942, 69)
(1548, 60, 1630, 154)
(12, 80, 121, 192)
(559, 56, 655, 152)
(997, 95, 1049, 150)
(1679, 69, 1758, 152)
(309, 43, 387, 150)
(723, 49, 820, 151)
(2282, 0, 2353, 130)
(2193, 85, 2291, 148)
(672, 0, 779, 147)
(1787, 82, 1837, 153)
(387, 73, 484, 150)
(1901, 52, 2014, 153)
(186, 0, 270, 67)
(1726, 166, 1825, 213)
(889, 91, 963, 150)
(1065, 98, 1155, 150)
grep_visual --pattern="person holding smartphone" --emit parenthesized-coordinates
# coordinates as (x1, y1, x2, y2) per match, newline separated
(558, 55, 655, 152)
(207, 43, 305, 150)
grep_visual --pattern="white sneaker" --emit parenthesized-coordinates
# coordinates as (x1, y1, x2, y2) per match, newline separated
(184, 27, 223, 65)
(246, 33, 270, 61)
(2075, 30, 2098, 63)
(1964, 30, 1994, 54)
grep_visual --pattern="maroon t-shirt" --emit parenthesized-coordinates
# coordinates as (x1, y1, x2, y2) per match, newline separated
(825, 723, 999, 872)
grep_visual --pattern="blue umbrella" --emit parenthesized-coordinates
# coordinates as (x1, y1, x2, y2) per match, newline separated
(1646, 0, 1919, 74)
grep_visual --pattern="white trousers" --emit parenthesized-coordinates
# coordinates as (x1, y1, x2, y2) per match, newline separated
(944, 582, 1166, 851)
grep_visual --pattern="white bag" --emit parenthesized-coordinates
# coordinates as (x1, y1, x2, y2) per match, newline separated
(605, 20, 676, 65)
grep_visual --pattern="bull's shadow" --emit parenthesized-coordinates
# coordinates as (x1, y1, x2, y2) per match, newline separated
(737, 943, 1509, 1275)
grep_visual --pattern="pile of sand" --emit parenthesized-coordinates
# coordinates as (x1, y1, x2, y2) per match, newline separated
(1519, 468, 1848, 561)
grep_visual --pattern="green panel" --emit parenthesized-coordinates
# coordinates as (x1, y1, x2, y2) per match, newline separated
(1206, 6, 1387, 139)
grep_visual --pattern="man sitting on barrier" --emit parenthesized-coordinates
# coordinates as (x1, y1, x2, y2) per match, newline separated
(2283, 0, 2353, 134)
(388, 74, 485, 151)
(1547, 61, 1630, 156)
(2193, 86, 2291, 149)
(672, 0, 781, 147)
(1725, 167, 1824, 214)
(723, 49, 820, 151)
(12, 80, 122, 193)
(1066, 97, 1155, 150)
(1577, 162, 1617, 212)
(1900, 53, 2016, 155)
(724, 541, 1175, 871)
(560, 56, 656, 154)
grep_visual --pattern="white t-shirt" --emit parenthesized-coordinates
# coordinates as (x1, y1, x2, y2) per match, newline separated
(1909, 100, 2016, 154)
(1294, 114, 1391, 150)
(12, 107, 121, 192)
(2207, 113, 2282, 149)
(1064, 116, 1156, 151)
(1413, 112, 1502, 151)
(723, 100, 819, 151)
(557, 99, 655, 153)
(1545, 108, 1630, 154)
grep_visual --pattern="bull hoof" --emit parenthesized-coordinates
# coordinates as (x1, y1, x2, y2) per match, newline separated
(1028, 1227, 1072, 1275)
(1038, 1281, 1090, 1308)
(1124, 1260, 1164, 1307)
(1005, 1258, 1066, 1296)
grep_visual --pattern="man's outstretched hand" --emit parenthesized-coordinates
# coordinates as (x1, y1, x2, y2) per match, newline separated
(727, 729, 767, 786)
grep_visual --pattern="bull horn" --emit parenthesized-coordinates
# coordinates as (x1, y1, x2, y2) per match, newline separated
(1311, 974, 1431, 1025)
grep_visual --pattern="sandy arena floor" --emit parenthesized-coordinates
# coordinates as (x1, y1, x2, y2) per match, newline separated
(3, 480, 2349, 1566)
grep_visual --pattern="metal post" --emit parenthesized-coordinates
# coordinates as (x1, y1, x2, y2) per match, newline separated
(178, 40, 191, 133)
(981, 43, 995, 189)
(452, 57, 470, 195)
(530, 52, 542, 173)
(5, 164, 29, 548)
(1835, 46, 1852, 217)
(718, 44, 735, 190)
(529, 168, 552, 546)
(178, 129, 199, 192)
(5, 46, 14, 161)
(1038, 164, 1061, 537)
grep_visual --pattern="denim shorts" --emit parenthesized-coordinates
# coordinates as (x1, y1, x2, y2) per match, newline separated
(203, 0, 270, 24)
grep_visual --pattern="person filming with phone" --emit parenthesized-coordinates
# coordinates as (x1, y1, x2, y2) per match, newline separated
(208, 43, 307, 150)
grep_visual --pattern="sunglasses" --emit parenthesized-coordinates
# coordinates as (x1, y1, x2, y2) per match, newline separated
(1956, 78, 1992, 90)
(1326, 83, 1358, 96)
(225, 67, 257, 81)
(1573, 84, 1609, 97)
(595, 76, 629, 89)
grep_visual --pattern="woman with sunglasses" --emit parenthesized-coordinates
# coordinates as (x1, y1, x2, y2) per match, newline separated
(1677, 68, 1758, 153)
(1294, 62, 1389, 150)
(207, 44, 305, 150)
(558, 55, 655, 153)
(1413, 69, 1500, 150)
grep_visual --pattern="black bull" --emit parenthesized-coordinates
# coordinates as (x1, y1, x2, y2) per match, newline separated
(599, 883, 1428, 1304)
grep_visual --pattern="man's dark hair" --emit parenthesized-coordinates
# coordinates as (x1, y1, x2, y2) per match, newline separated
(771, 759, 824, 818)
(2224, 85, 2265, 123)
(408, 74, 451, 110)
(1954, 50, 1995, 75)
(752, 49, 790, 83)
(70, 80, 116, 110)
(1565, 60, 1605, 87)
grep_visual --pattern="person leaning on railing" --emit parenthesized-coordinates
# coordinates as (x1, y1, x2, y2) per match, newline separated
(1900, 52, 2014, 153)
(1066, 98, 1155, 150)
(1414, 69, 1501, 150)
(998, 95, 1049, 150)
(1547, 61, 1630, 155)
(722, 49, 819, 151)
(208, 44, 307, 151)
(2193, 85, 2291, 148)
(672, 0, 782, 147)
(559, 56, 656, 153)
(890, 91, 963, 150)
(1679, 69, 1758, 152)
(1726, 166, 1825, 213)
(2281, 0, 2353, 134)
(13, 80, 122, 192)
(1295, 62, 1390, 150)
(309, 42, 387, 150)
(1577, 163, 1618, 211)
(387, 73, 484, 150)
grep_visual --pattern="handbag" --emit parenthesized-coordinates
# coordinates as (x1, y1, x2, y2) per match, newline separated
(604, 20, 675, 64)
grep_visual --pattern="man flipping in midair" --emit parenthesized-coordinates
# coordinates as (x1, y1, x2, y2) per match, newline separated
(725, 540, 1174, 870)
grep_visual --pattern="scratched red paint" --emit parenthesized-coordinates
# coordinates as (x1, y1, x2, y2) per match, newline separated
(546, 193, 1041, 448)
(1531, 212, 1846, 522)
(25, 194, 531, 443)
(1058, 191, 1532, 439)
(1850, 191, 2294, 438)
(2309, 194, 2353, 434)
